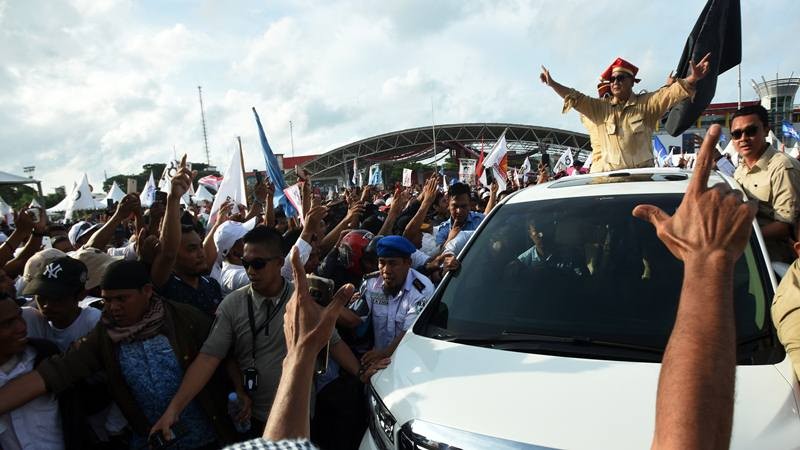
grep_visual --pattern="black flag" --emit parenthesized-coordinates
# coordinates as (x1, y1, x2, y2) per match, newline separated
(664, 0, 741, 136)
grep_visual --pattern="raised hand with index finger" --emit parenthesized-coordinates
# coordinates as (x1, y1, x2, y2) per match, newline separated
(632, 125, 757, 264)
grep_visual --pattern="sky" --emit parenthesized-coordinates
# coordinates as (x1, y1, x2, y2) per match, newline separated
(1, 0, 798, 192)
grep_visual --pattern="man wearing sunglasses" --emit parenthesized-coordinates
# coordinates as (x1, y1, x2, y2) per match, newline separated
(732, 105, 800, 263)
(540, 55, 710, 173)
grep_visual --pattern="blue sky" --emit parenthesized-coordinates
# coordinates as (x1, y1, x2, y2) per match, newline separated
(1, 0, 798, 191)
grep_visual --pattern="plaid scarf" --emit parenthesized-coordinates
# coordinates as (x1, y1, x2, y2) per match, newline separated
(103, 295, 166, 344)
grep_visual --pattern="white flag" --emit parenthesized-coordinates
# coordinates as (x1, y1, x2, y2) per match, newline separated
(402, 168, 413, 187)
(520, 157, 532, 177)
(554, 149, 574, 173)
(283, 183, 304, 225)
(139, 171, 156, 207)
(208, 148, 247, 228)
(582, 153, 593, 170)
(721, 139, 739, 167)
(491, 165, 508, 192)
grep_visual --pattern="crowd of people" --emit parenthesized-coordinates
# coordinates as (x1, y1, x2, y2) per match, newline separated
(0, 77, 799, 449)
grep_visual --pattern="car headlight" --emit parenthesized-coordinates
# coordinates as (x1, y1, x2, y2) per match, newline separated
(367, 384, 396, 449)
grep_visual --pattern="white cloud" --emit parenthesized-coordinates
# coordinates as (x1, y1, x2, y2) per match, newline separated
(1, 0, 798, 192)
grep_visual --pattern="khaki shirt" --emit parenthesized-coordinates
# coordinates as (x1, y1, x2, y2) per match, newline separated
(772, 259, 800, 380)
(201, 281, 340, 422)
(563, 80, 693, 173)
(734, 146, 800, 263)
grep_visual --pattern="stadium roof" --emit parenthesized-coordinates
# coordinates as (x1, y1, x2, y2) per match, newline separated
(289, 123, 591, 180)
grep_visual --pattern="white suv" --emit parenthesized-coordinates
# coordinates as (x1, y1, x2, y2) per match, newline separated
(360, 168, 795, 450)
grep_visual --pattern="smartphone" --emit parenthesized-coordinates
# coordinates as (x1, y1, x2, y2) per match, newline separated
(485, 168, 494, 185)
(155, 190, 168, 205)
(307, 274, 334, 306)
(26, 208, 40, 224)
(254, 170, 263, 184)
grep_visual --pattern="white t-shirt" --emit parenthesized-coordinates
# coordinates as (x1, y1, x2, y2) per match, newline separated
(23, 306, 101, 352)
(107, 241, 137, 261)
(220, 261, 250, 297)
(0, 347, 64, 450)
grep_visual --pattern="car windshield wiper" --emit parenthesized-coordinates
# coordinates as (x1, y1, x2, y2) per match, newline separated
(435, 330, 663, 354)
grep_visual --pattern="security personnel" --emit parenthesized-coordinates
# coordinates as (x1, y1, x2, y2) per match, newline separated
(340, 236, 434, 365)
(731, 104, 800, 263)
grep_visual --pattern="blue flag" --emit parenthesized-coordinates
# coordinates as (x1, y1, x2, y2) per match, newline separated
(368, 164, 383, 185)
(252, 107, 297, 217)
(652, 136, 670, 166)
(782, 120, 800, 141)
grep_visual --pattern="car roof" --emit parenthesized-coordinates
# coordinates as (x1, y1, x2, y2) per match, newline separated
(505, 168, 735, 204)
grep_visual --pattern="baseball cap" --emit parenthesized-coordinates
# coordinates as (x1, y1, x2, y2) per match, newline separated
(72, 247, 122, 290)
(22, 256, 87, 297)
(68, 221, 101, 246)
(214, 217, 257, 259)
(23, 248, 67, 283)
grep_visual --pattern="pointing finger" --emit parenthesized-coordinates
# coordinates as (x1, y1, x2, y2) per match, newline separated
(688, 124, 721, 196)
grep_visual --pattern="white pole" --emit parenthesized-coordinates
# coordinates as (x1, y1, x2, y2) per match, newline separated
(289, 120, 295, 157)
(431, 98, 436, 168)
(737, 65, 741, 109)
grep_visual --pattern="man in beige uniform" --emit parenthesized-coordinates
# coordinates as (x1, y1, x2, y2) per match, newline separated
(771, 225, 800, 379)
(540, 55, 710, 173)
(732, 104, 800, 263)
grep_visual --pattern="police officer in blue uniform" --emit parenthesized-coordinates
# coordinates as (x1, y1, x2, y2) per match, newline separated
(339, 236, 434, 366)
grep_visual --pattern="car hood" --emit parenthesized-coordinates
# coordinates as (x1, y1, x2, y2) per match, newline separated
(372, 333, 800, 449)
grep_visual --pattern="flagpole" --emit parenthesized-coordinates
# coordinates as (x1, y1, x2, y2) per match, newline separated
(737, 64, 741, 109)
(289, 120, 295, 157)
(431, 98, 436, 169)
(237, 136, 247, 206)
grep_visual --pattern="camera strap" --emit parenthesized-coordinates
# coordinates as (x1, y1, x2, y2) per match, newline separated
(246, 283, 291, 363)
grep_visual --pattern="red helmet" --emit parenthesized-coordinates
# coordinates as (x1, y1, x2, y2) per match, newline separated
(338, 230, 374, 276)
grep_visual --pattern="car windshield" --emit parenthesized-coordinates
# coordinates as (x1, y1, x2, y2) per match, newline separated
(419, 194, 780, 364)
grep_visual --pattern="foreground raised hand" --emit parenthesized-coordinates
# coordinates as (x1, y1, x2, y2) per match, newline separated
(637, 125, 756, 450)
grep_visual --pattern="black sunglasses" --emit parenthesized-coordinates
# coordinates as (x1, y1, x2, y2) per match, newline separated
(241, 256, 281, 270)
(608, 74, 630, 84)
(731, 125, 760, 140)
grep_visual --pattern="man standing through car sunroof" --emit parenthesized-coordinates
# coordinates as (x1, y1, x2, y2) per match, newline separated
(540, 55, 710, 173)
(732, 104, 800, 263)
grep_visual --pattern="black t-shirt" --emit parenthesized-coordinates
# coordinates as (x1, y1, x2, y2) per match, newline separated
(157, 274, 223, 316)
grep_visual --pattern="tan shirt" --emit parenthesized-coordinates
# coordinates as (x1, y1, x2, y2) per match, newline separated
(734, 146, 800, 263)
(772, 259, 800, 380)
(733, 146, 800, 224)
(563, 80, 693, 173)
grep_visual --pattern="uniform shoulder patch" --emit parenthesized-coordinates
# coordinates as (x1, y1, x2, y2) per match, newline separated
(412, 278, 426, 293)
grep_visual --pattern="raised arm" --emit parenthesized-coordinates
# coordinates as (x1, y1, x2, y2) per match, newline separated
(0, 209, 34, 267)
(634, 125, 756, 450)
(319, 203, 363, 255)
(85, 193, 141, 250)
(263, 248, 355, 440)
(4, 209, 46, 278)
(202, 200, 232, 269)
(378, 188, 409, 237)
(151, 155, 195, 288)
(403, 175, 438, 243)
(483, 181, 499, 214)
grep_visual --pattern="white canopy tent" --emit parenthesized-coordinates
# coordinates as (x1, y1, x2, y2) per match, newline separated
(193, 184, 214, 204)
(105, 181, 126, 203)
(47, 174, 104, 219)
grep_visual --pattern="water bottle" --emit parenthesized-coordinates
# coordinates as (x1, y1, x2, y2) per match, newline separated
(227, 392, 251, 433)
